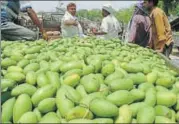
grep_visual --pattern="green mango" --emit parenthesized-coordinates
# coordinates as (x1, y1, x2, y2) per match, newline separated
(65, 106, 93, 121)
(137, 106, 155, 123)
(157, 91, 177, 107)
(89, 98, 118, 118)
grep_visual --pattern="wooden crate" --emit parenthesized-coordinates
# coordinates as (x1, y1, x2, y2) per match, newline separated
(48, 35, 61, 41)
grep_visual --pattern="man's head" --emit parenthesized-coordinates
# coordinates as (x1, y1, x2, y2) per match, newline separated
(143, 0, 159, 10)
(134, 2, 148, 16)
(134, 6, 144, 15)
(102, 4, 113, 17)
(102, 9, 110, 17)
(67, 3, 76, 16)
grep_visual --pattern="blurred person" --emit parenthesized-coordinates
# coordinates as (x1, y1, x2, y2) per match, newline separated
(143, 0, 174, 58)
(128, 1, 152, 47)
(61, 2, 85, 38)
(1, 0, 48, 41)
(92, 4, 122, 40)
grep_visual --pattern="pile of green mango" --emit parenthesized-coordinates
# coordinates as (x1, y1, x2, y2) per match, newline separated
(1, 37, 179, 123)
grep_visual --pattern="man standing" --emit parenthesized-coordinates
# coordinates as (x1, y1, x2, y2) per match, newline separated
(143, 0, 174, 58)
(92, 4, 122, 40)
(1, 0, 48, 41)
(61, 3, 84, 38)
(129, 2, 152, 47)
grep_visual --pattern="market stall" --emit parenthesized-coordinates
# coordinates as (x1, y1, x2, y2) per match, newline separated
(41, 12, 64, 40)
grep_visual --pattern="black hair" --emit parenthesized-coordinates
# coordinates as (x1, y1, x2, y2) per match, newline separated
(102, 9, 110, 15)
(148, 0, 159, 6)
(67, 2, 76, 9)
(135, 7, 147, 16)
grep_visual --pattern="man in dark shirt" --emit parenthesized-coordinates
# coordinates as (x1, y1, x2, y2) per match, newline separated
(1, 0, 48, 41)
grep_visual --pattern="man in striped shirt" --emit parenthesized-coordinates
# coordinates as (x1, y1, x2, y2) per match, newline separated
(129, 2, 152, 47)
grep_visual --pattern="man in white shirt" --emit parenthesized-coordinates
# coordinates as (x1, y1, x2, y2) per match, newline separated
(92, 4, 122, 40)
(61, 3, 84, 38)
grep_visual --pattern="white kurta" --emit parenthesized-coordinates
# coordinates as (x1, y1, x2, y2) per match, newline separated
(99, 15, 121, 40)
(61, 11, 84, 38)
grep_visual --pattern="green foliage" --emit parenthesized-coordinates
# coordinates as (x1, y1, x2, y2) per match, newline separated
(77, 5, 134, 24)
(114, 6, 134, 24)
(159, 0, 179, 16)
(175, 5, 179, 16)
(158, 1, 164, 9)
(77, 9, 102, 22)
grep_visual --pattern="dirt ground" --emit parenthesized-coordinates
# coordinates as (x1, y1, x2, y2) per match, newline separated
(170, 47, 179, 66)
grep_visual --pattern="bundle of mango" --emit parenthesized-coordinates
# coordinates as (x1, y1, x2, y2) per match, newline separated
(1, 37, 179, 123)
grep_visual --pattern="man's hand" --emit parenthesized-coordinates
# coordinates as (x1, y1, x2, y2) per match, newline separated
(27, 8, 47, 40)
(156, 40, 166, 53)
(64, 20, 78, 26)
(73, 20, 78, 26)
(91, 28, 97, 34)
(156, 47, 164, 53)
(42, 30, 48, 41)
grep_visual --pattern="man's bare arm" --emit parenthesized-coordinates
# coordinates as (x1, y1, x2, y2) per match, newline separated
(64, 20, 78, 26)
(26, 8, 48, 40)
(26, 8, 43, 32)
